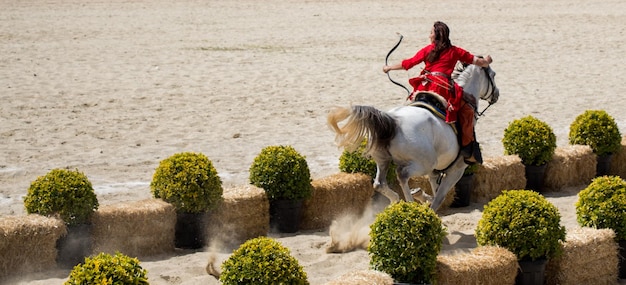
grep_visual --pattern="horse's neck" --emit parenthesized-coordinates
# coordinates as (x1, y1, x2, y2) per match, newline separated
(454, 65, 482, 102)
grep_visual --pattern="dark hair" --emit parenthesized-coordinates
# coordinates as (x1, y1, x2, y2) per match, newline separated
(426, 21, 451, 63)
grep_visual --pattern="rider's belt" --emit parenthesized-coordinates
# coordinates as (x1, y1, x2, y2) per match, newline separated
(429, 72, 450, 79)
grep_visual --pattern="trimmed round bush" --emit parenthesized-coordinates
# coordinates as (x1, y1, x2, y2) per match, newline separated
(249, 145, 312, 200)
(502, 115, 557, 166)
(220, 236, 309, 285)
(576, 175, 626, 240)
(24, 168, 99, 226)
(368, 202, 446, 283)
(65, 252, 148, 285)
(569, 110, 622, 156)
(151, 152, 223, 213)
(476, 190, 566, 260)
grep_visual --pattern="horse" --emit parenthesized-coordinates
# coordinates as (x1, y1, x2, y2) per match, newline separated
(327, 62, 499, 211)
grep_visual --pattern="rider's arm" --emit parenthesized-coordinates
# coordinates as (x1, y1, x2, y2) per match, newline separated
(473, 55, 493, 67)
(382, 63, 403, 73)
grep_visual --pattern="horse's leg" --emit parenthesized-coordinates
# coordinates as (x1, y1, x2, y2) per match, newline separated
(429, 158, 467, 211)
(395, 164, 415, 203)
(373, 157, 399, 203)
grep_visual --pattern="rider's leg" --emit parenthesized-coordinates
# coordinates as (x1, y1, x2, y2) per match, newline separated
(459, 102, 482, 164)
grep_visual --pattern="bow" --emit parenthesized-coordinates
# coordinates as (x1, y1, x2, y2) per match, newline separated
(385, 33, 410, 97)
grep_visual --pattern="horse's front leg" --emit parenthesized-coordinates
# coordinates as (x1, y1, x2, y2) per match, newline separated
(429, 158, 466, 211)
(373, 160, 399, 203)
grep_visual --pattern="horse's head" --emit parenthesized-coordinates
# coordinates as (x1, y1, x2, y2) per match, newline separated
(452, 61, 499, 106)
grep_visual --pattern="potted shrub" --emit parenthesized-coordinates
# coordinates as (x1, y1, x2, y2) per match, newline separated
(451, 163, 478, 208)
(151, 152, 223, 249)
(368, 202, 446, 284)
(249, 145, 313, 233)
(569, 110, 622, 176)
(502, 115, 557, 191)
(576, 175, 626, 278)
(65, 252, 149, 284)
(475, 190, 566, 285)
(220, 236, 309, 284)
(23, 168, 99, 268)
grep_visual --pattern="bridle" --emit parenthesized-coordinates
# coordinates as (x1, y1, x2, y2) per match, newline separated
(477, 67, 497, 117)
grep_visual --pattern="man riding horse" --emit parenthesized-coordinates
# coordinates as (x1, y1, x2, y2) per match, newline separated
(383, 21, 493, 164)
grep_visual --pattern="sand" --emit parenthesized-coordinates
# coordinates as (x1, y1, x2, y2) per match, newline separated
(1, 0, 626, 284)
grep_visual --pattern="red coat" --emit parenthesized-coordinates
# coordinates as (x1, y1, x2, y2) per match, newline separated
(402, 44, 475, 122)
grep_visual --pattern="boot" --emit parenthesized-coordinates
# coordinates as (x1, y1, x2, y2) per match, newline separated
(461, 141, 483, 165)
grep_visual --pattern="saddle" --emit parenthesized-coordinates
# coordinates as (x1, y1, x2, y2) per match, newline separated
(407, 91, 458, 135)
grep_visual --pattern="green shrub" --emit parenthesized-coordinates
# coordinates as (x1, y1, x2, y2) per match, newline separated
(463, 163, 479, 175)
(576, 175, 626, 240)
(151, 152, 223, 213)
(65, 252, 149, 285)
(220, 236, 309, 285)
(569, 110, 622, 156)
(502, 115, 557, 166)
(368, 202, 446, 283)
(249, 145, 313, 200)
(24, 168, 99, 226)
(476, 190, 566, 260)
(338, 139, 397, 185)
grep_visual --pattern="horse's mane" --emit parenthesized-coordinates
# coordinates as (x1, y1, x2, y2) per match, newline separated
(451, 61, 471, 83)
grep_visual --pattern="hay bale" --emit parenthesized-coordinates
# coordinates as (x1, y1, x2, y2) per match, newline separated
(472, 156, 525, 203)
(545, 227, 618, 285)
(206, 185, 269, 248)
(544, 145, 595, 191)
(408, 175, 455, 209)
(300, 173, 373, 230)
(324, 269, 393, 285)
(0, 215, 66, 280)
(91, 199, 176, 257)
(609, 136, 626, 178)
(436, 246, 518, 285)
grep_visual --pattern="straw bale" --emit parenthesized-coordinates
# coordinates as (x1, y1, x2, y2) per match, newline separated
(206, 185, 269, 248)
(324, 269, 393, 285)
(301, 172, 373, 230)
(91, 199, 176, 257)
(0, 215, 66, 280)
(544, 145, 595, 191)
(408, 175, 454, 209)
(609, 136, 626, 178)
(545, 227, 618, 285)
(436, 246, 518, 285)
(472, 156, 525, 203)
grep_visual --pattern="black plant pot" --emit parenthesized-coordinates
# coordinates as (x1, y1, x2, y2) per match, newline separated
(269, 199, 303, 233)
(596, 154, 613, 177)
(451, 174, 474, 208)
(618, 240, 626, 279)
(175, 212, 206, 249)
(56, 223, 92, 268)
(516, 258, 547, 285)
(524, 164, 547, 192)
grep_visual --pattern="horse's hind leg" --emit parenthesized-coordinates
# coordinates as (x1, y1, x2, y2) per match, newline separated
(395, 164, 415, 203)
(373, 157, 399, 203)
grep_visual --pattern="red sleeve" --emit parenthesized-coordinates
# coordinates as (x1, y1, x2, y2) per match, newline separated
(454, 46, 475, 65)
(401, 44, 433, 70)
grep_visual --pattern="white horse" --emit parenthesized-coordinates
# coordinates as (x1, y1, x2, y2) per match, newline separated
(327, 63, 499, 211)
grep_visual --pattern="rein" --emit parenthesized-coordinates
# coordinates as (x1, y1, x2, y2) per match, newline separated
(385, 33, 411, 97)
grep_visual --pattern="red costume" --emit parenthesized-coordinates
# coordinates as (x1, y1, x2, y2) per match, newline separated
(401, 44, 475, 124)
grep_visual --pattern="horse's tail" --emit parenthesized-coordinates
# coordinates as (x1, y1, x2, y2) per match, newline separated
(327, 105, 396, 154)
